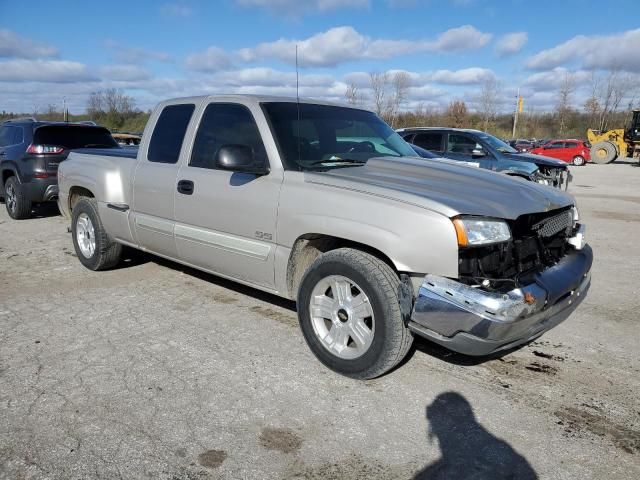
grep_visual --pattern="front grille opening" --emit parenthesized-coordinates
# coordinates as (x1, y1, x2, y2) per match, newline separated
(458, 206, 574, 292)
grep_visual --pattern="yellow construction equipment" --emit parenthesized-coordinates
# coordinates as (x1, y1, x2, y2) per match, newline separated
(587, 110, 640, 164)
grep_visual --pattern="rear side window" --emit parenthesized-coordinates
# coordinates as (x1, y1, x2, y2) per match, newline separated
(190, 103, 267, 170)
(565, 142, 578, 148)
(148, 104, 195, 164)
(12, 126, 24, 144)
(34, 126, 118, 149)
(0, 126, 13, 147)
(413, 132, 444, 151)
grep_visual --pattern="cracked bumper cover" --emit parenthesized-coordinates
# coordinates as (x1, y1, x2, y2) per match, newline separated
(409, 244, 592, 356)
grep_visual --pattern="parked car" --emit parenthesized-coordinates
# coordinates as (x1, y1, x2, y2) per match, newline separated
(57, 95, 591, 379)
(398, 127, 571, 189)
(0, 118, 119, 219)
(509, 139, 534, 152)
(530, 139, 591, 166)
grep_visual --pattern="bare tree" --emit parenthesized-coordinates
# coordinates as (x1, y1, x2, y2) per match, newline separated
(344, 82, 363, 107)
(556, 72, 575, 135)
(388, 72, 411, 128)
(445, 100, 468, 128)
(478, 77, 501, 131)
(369, 72, 389, 119)
(86, 88, 137, 130)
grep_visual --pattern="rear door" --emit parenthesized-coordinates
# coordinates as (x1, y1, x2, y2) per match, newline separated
(173, 101, 281, 289)
(131, 103, 196, 258)
(564, 141, 579, 161)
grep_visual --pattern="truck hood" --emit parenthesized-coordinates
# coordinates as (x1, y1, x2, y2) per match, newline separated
(500, 151, 567, 168)
(306, 157, 574, 220)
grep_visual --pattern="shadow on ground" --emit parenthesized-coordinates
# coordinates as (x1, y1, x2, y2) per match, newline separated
(414, 392, 538, 480)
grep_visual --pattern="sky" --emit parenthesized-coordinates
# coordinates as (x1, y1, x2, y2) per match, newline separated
(1, 0, 639, 115)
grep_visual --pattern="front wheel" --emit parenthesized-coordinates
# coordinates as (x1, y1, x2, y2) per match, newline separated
(71, 198, 122, 270)
(297, 248, 413, 379)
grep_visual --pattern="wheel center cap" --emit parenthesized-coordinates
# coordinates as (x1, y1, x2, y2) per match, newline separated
(337, 308, 349, 323)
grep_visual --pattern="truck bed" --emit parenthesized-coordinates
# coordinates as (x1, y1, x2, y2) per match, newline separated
(71, 147, 138, 159)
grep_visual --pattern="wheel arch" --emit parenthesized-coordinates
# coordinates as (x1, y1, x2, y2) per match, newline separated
(286, 233, 398, 300)
(68, 186, 95, 213)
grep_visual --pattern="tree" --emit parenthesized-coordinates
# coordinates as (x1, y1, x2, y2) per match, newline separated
(478, 77, 501, 131)
(369, 72, 389, 119)
(556, 72, 575, 136)
(344, 82, 363, 107)
(445, 100, 468, 128)
(86, 89, 137, 131)
(388, 72, 411, 128)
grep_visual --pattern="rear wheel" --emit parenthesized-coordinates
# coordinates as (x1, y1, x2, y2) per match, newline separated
(572, 155, 586, 166)
(297, 248, 413, 379)
(590, 141, 617, 164)
(4, 176, 32, 219)
(71, 198, 122, 270)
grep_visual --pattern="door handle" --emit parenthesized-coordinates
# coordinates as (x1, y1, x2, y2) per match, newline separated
(177, 179, 194, 195)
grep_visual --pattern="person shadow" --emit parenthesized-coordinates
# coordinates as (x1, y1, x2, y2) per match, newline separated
(414, 392, 538, 480)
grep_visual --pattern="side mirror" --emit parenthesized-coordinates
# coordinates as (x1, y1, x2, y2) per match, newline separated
(472, 148, 486, 157)
(215, 144, 269, 175)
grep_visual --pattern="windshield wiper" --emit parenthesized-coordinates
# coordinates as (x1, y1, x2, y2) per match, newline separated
(308, 158, 367, 167)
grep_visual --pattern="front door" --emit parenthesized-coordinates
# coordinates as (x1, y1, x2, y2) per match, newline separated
(131, 103, 196, 258)
(173, 102, 282, 289)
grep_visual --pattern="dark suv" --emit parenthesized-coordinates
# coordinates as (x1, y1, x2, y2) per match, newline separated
(0, 118, 118, 219)
(398, 127, 571, 190)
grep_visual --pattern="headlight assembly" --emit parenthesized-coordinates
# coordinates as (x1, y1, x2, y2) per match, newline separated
(452, 217, 512, 247)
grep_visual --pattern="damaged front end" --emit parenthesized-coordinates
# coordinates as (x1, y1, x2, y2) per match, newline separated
(408, 206, 592, 356)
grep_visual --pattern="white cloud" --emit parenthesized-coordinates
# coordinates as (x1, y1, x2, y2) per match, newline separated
(235, 25, 492, 67)
(185, 46, 232, 71)
(526, 28, 640, 72)
(234, 0, 369, 16)
(495, 32, 527, 57)
(0, 59, 95, 83)
(160, 3, 193, 17)
(344, 68, 495, 87)
(99, 65, 151, 81)
(105, 40, 172, 64)
(0, 29, 58, 59)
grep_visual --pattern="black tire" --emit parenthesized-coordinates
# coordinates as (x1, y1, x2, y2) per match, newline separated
(590, 141, 616, 164)
(4, 176, 32, 219)
(297, 248, 413, 379)
(71, 198, 122, 271)
(572, 155, 586, 166)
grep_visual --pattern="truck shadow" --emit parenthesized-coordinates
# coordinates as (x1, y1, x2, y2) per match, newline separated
(415, 391, 538, 480)
(31, 202, 61, 218)
(152, 256, 297, 312)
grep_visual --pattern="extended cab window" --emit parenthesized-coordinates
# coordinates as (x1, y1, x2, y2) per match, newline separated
(190, 103, 267, 170)
(413, 132, 443, 152)
(148, 104, 195, 164)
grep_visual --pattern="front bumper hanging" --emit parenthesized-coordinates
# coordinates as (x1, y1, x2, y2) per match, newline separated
(409, 244, 592, 356)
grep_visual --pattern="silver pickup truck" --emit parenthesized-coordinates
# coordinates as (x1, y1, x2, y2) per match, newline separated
(58, 95, 592, 379)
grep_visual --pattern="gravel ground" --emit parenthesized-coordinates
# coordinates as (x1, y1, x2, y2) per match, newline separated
(1, 162, 639, 479)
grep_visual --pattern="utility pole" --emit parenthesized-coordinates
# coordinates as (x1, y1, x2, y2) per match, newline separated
(511, 88, 519, 139)
(63, 97, 67, 122)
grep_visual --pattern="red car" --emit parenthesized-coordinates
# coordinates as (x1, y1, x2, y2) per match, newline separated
(531, 139, 590, 166)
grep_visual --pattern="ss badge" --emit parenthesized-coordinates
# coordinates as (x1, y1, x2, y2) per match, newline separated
(255, 231, 273, 241)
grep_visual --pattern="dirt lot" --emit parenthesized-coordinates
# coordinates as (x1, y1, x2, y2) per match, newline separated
(1, 162, 639, 479)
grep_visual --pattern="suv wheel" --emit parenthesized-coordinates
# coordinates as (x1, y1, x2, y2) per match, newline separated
(297, 248, 413, 379)
(71, 198, 123, 270)
(4, 176, 32, 220)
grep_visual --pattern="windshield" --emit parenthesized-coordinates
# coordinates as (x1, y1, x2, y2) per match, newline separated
(262, 102, 416, 170)
(477, 132, 518, 154)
